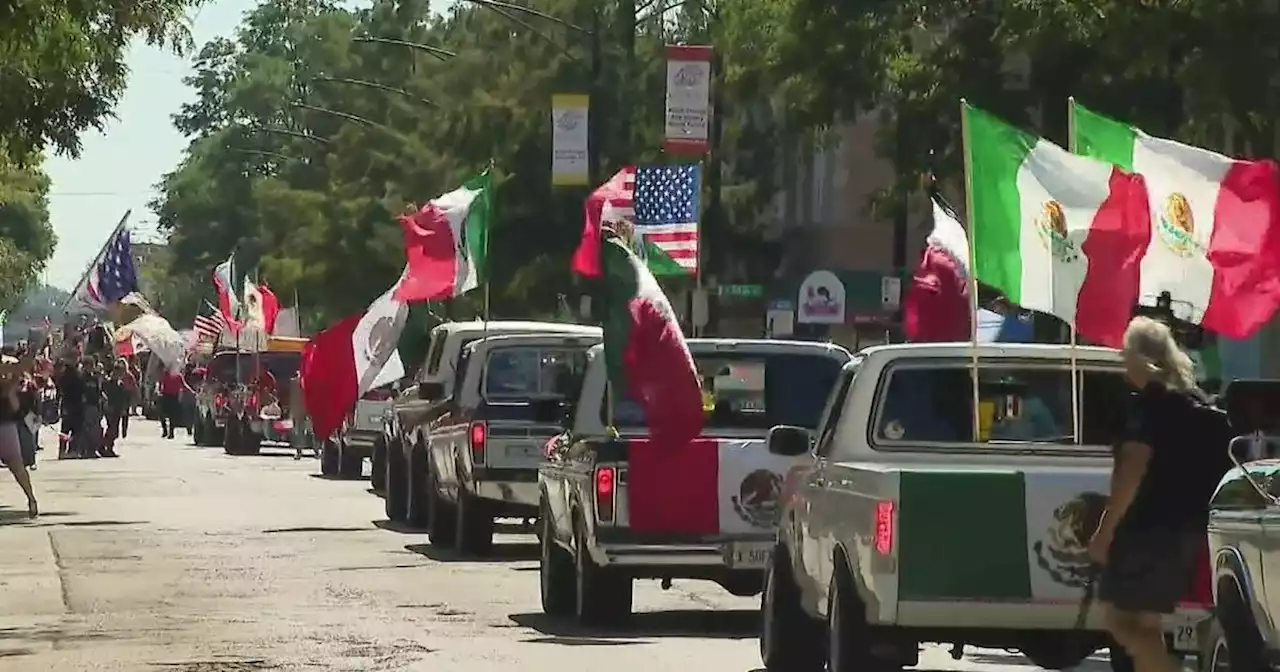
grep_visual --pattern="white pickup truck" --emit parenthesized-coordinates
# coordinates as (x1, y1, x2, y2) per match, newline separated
(759, 342, 1213, 672)
(538, 338, 852, 624)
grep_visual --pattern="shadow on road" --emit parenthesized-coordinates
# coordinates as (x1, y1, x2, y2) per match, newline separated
(372, 519, 419, 534)
(0, 624, 117, 646)
(405, 542, 539, 563)
(508, 609, 758, 640)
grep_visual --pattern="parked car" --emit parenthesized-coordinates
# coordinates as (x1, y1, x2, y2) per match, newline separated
(321, 382, 397, 479)
(759, 342, 1213, 672)
(538, 338, 852, 625)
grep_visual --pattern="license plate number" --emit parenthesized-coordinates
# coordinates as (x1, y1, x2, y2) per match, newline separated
(368, 416, 383, 426)
(725, 542, 772, 569)
(1169, 624, 1196, 652)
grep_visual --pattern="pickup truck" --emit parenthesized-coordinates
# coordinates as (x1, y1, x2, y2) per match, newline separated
(382, 320, 603, 526)
(759, 342, 1213, 672)
(538, 338, 852, 624)
(423, 333, 600, 554)
(321, 383, 397, 479)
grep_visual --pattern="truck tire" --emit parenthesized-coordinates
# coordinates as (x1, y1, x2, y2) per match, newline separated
(760, 545, 823, 672)
(574, 515, 632, 625)
(243, 429, 262, 456)
(455, 484, 495, 556)
(337, 441, 363, 479)
(828, 567, 897, 672)
(1020, 640, 1098, 670)
(384, 445, 407, 522)
(539, 501, 575, 618)
(371, 438, 386, 491)
(320, 440, 340, 476)
(223, 418, 241, 455)
(1214, 580, 1268, 672)
(405, 445, 431, 528)
(426, 467, 456, 546)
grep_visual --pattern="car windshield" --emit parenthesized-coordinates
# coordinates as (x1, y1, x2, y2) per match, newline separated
(605, 352, 844, 431)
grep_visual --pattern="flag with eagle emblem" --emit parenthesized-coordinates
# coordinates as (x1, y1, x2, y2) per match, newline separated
(395, 171, 492, 302)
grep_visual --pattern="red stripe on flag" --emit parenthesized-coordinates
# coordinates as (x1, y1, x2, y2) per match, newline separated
(642, 231, 697, 243)
(1201, 159, 1280, 338)
(626, 437, 719, 535)
(1075, 168, 1152, 348)
(660, 248, 698, 259)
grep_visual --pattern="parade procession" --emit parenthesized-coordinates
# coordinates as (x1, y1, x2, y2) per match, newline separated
(10, 1, 1280, 671)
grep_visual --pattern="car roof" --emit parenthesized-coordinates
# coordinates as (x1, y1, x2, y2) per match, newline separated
(431, 320, 600, 339)
(858, 341, 1122, 363)
(584, 338, 854, 359)
(465, 332, 602, 354)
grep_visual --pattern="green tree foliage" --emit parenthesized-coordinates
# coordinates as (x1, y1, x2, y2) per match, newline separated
(152, 0, 791, 335)
(0, 150, 56, 308)
(0, 0, 201, 158)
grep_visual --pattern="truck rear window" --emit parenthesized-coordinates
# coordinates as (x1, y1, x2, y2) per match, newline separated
(483, 347, 587, 400)
(206, 352, 302, 383)
(872, 362, 1131, 448)
(606, 353, 844, 431)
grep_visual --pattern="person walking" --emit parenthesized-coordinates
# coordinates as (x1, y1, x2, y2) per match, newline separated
(81, 358, 107, 458)
(0, 348, 41, 517)
(56, 357, 86, 458)
(1089, 316, 1232, 672)
(157, 368, 185, 439)
(101, 361, 131, 457)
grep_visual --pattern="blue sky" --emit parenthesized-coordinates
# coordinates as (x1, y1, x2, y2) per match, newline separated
(43, 0, 455, 291)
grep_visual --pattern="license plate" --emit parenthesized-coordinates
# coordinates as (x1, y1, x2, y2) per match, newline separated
(504, 444, 541, 461)
(724, 542, 772, 569)
(368, 416, 383, 426)
(1169, 623, 1197, 652)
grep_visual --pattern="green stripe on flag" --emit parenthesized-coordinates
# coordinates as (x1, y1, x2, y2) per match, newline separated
(898, 470, 1031, 601)
(463, 171, 493, 284)
(964, 104, 1038, 304)
(643, 241, 687, 276)
(1071, 102, 1137, 171)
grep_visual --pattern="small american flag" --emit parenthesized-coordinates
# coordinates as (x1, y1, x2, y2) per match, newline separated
(193, 303, 227, 342)
(85, 228, 139, 307)
(632, 164, 700, 275)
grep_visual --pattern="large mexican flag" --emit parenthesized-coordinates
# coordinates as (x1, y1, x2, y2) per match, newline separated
(395, 171, 492, 302)
(1070, 101, 1280, 339)
(963, 103, 1151, 347)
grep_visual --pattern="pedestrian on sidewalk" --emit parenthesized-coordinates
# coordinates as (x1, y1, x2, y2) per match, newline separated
(101, 360, 131, 457)
(56, 357, 86, 458)
(157, 368, 185, 439)
(1089, 316, 1231, 672)
(17, 373, 39, 470)
(0, 349, 41, 517)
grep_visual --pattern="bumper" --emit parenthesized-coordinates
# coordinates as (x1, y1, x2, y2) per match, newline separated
(344, 431, 381, 448)
(472, 480, 540, 509)
(595, 538, 773, 571)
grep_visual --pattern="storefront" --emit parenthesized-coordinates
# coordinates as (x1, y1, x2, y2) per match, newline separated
(766, 269, 905, 350)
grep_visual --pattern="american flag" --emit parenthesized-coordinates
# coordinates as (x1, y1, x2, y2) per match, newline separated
(193, 303, 227, 342)
(632, 164, 700, 275)
(84, 228, 139, 308)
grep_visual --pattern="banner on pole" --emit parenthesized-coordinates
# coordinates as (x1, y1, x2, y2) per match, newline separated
(551, 93, 590, 186)
(663, 45, 713, 155)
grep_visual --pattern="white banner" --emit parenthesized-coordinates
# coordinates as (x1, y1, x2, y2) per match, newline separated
(551, 94, 590, 186)
(664, 45, 713, 155)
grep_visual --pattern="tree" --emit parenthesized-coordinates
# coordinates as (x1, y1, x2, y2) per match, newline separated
(0, 0, 201, 158)
(0, 150, 56, 308)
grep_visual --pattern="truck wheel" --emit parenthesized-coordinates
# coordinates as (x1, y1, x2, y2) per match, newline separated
(405, 445, 431, 528)
(320, 440, 340, 476)
(1214, 581, 1268, 672)
(384, 444, 406, 522)
(455, 485, 495, 556)
(539, 502, 575, 617)
(243, 430, 262, 456)
(426, 467, 456, 546)
(574, 516, 632, 625)
(828, 569, 895, 672)
(370, 438, 386, 491)
(1020, 640, 1098, 670)
(760, 545, 823, 672)
(223, 418, 240, 455)
(337, 442, 363, 479)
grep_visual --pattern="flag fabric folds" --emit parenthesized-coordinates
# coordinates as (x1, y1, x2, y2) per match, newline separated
(570, 165, 702, 278)
(212, 253, 240, 330)
(395, 171, 492, 303)
(572, 166, 635, 278)
(904, 198, 972, 342)
(74, 227, 139, 311)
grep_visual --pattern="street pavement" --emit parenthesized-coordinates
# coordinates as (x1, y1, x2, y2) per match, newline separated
(0, 420, 1122, 671)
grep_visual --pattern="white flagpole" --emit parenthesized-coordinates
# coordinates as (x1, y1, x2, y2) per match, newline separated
(61, 209, 132, 314)
(1066, 97, 1082, 445)
(961, 100, 983, 444)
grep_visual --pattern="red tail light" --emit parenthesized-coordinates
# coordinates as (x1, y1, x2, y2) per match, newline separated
(362, 389, 392, 401)
(469, 421, 487, 465)
(595, 466, 616, 523)
(874, 500, 895, 555)
(1179, 539, 1214, 608)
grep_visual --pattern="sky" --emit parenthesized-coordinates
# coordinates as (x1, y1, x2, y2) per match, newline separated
(43, 0, 455, 291)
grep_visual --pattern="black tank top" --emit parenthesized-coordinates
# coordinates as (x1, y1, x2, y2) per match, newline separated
(0, 383, 20, 423)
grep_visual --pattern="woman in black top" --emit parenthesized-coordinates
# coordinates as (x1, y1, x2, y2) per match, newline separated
(0, 347, 40, 517)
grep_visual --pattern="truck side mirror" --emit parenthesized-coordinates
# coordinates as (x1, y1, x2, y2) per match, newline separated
(768, 425, 812, 457)
(418, 381, 444, 400)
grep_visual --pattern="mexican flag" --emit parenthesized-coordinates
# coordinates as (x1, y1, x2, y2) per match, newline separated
(599, 233, 703, 446)
(903, 198, 971, 342)
(212, 252, 240, 332)
(395, 171, 492, 303)
(963, 103, 1151, 348)
(301, 270, 408, 441)
(1070, 101, 1280, 339)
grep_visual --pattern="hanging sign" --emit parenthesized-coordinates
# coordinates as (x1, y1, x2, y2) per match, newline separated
(551, 94, 590, 186)
(663, 45, 713, 155)
(797, 270, 846, 325)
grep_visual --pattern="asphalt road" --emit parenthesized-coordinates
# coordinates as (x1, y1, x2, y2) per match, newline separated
(0, 420, 1123, 672)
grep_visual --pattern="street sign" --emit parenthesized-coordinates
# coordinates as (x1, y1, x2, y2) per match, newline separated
(716, 284, 763, 298)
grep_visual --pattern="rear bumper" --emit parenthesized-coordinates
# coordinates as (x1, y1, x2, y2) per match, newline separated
(344, 431, 381, 449)
(593, 536, 774, 572)
(472, 480, 540, 511)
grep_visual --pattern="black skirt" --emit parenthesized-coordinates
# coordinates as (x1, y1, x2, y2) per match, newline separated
(1098, 525, 1203, 614)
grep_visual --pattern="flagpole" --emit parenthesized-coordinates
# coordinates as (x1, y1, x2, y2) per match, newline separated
(1066, 96, 1082, 445)
(693, 161, 705, 338)
(61, 210, 132, 315)
(960, 100, 983, 445)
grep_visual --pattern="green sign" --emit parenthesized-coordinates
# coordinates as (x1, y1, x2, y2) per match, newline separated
(716, 284, 763, 298)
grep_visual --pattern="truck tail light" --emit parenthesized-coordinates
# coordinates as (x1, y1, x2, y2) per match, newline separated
(469, 421, 487, 465)
(874, 499, 895, 556)
(595, 466, 616, 523)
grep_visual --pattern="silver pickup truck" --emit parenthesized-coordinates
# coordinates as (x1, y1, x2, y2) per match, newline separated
(538, 338, 851, 624)
(760, 343, 1212, 672)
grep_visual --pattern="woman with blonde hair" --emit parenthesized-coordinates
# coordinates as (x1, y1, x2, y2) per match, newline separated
(1089, 316, 1229, 672)
(0, 346, 41, 517)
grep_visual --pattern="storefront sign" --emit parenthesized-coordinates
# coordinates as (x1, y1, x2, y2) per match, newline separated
(663, 45, 713, 155)
(797, 270, 846, 324)
(718, 284, 763, 298)
(551, 94, 590, 186)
